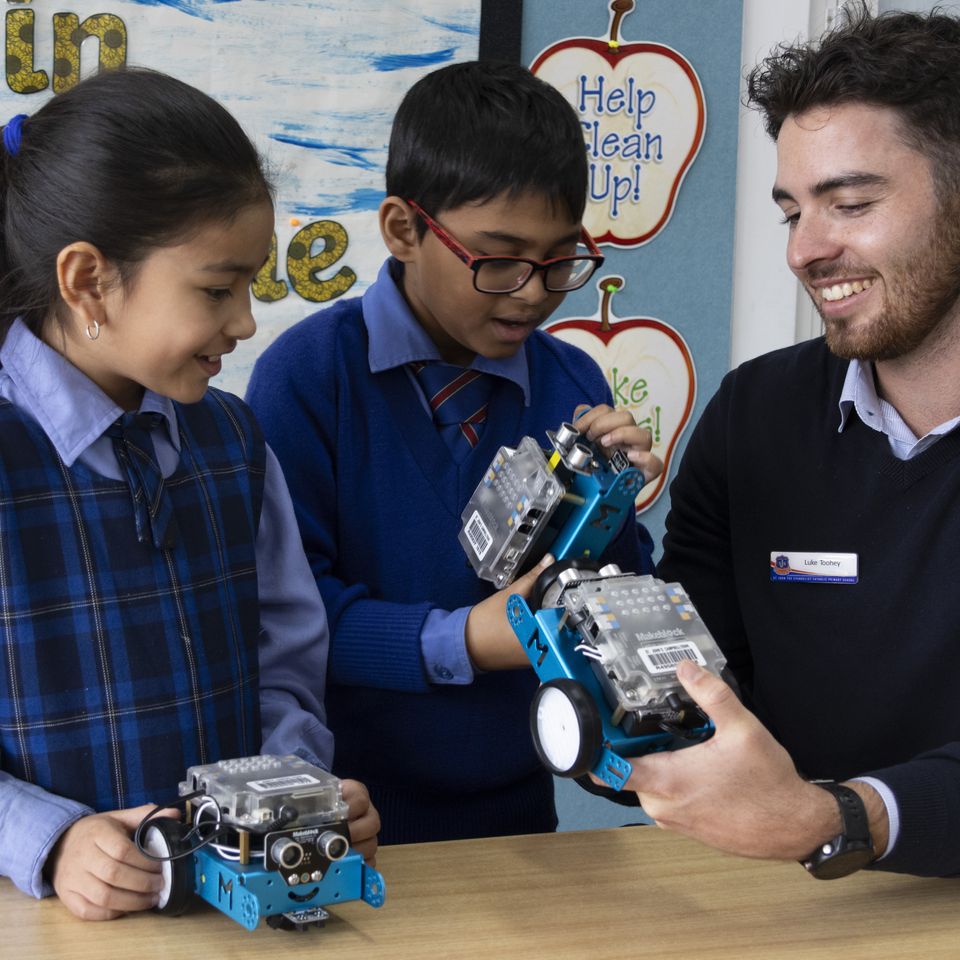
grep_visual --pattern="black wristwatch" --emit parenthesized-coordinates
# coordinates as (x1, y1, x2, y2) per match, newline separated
(801, 781, 874, 879)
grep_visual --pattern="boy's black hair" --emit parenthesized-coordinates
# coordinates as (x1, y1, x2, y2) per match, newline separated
(386, 60, 587, 233)
(746, 3, 960, 199)
(0, 67, 272, 341)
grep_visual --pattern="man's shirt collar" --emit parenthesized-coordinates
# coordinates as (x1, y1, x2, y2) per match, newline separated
(838, 357, 960, 459)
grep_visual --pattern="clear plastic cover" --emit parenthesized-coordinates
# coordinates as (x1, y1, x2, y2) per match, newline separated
(459, 436, 565, 588)
(558, 573, 727, 720)
(179, 755, 348, 831)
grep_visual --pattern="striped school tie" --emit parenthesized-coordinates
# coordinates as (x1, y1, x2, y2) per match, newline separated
(107, 411, 178, 550)
(410, 361, 493, 457)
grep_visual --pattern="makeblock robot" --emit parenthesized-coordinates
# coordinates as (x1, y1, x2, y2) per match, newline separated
(138, 755, 385, 931)
(460, 421, 726, 791)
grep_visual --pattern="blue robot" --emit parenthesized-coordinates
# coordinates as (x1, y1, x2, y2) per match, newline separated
(137, 755, 385, 931)
(460, 421, 726, 791)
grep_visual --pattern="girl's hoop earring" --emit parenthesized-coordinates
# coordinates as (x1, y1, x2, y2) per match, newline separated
(85, 320, 100, 341)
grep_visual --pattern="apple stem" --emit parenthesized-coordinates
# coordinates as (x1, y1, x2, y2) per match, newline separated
(598, 275, 623, 332)
(609, 0, 634, 50)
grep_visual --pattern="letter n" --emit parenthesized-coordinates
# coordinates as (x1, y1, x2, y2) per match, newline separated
(53, 13, 127, 94)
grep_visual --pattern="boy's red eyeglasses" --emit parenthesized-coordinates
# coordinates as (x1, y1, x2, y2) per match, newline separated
(407, 200, 605, 295)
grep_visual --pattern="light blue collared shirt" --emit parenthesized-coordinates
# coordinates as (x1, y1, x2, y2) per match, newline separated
(361, 258, 532, 685)
(838, 359, 960, 459)
(0, 319, 334, 898)
(834, 358, 960, 860)
(364, 258, 531, 403)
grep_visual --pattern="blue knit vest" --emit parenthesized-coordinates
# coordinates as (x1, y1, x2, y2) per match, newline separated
(0, 389, 265, 811)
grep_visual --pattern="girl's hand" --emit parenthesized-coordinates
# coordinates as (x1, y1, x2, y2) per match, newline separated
(47, 804, 174, 921)
(341, 779, 380, 865)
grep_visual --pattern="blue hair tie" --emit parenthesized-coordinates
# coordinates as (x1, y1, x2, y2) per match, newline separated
(2, 114, 27, 157)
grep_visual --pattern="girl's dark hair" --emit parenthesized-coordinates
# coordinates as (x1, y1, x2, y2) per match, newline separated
(747, 4, 960, 197)
(386, 60, 587, 233)
(0, 67, 272, 341)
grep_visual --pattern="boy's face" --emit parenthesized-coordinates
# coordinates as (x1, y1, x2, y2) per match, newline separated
(399, 190, 582, 366)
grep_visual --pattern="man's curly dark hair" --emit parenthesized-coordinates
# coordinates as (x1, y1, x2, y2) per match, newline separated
(746, 3, 960, 197)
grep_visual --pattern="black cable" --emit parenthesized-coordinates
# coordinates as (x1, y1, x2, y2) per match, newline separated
(133, 789, 228, 862)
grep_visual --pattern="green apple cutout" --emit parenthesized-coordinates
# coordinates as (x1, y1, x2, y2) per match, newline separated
(543, 276, 696, 513)
(531, 0, 705, 247)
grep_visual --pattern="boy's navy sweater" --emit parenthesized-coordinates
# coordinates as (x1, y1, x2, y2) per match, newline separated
(658, 337, 960, 877)
(248, 293, 653, 843)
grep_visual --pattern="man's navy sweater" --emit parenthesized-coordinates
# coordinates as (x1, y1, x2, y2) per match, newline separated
(659, 337, 960, 877)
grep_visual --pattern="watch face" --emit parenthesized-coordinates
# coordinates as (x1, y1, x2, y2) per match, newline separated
(804, 839, 874, 880)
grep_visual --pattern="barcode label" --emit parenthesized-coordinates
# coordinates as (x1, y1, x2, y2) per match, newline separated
(247, 774, 321, 792)
(638, 641, 706, 677)
(464, 510, 493, 560)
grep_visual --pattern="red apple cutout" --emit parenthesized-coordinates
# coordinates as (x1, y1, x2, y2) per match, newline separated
(532, 0, 705, 247)
(543, 276, 696, 513)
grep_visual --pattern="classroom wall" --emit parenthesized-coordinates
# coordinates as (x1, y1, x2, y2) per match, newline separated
(520, 0, 744, 556)
(730, 0, 810, 368)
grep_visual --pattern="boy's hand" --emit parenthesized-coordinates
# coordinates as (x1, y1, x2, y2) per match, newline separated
(573, 404, 663, 483)
(465, 554, 554, 671)
(342, 779, 380, 866)
(47, 804, 177, 921)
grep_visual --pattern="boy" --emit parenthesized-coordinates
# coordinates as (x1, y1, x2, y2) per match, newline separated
(247, 62, 660, 843)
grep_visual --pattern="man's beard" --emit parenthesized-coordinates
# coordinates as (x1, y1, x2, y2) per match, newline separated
(812, 210, 960, 362)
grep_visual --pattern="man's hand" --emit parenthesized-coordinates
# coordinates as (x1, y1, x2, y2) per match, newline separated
(465, 554, 554, 671)
(623, 660, 852, 861)
(342, 779, 380, 865)
(47, 804, 176, 921)
(573, 403, 663, 484)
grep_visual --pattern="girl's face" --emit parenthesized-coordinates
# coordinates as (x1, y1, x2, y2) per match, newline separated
(75, 201, 275, 410)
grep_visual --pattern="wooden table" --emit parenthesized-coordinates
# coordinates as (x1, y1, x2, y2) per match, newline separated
(3, 826, 958, 959)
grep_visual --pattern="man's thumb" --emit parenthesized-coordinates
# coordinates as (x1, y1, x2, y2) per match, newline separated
(675, 658, 740, 726)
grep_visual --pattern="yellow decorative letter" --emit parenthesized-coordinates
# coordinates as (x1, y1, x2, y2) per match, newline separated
(286, 221, 356, 303)
(5, 10, 48, 94)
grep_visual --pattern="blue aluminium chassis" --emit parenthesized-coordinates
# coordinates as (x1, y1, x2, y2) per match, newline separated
(544, 448, 644, 565)
(191, 845, 384, 932)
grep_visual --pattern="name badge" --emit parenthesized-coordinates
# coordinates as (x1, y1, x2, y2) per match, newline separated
(770, 551, 858, 584)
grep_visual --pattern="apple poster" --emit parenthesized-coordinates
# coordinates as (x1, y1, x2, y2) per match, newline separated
(525, 0, 742, 535)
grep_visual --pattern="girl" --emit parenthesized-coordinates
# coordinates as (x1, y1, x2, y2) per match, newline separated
(0, 68, 377, 921)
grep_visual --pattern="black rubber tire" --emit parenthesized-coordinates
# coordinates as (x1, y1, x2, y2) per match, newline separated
(530, 678, 603, 778)
(142, 818, 193, 917)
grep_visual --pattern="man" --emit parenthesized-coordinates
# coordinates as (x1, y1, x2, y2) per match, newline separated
(624, 6, 960, 878)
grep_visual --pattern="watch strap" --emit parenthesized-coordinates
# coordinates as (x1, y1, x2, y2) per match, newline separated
(802, 780, 874, 879)
(814, 781, 871, 844)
